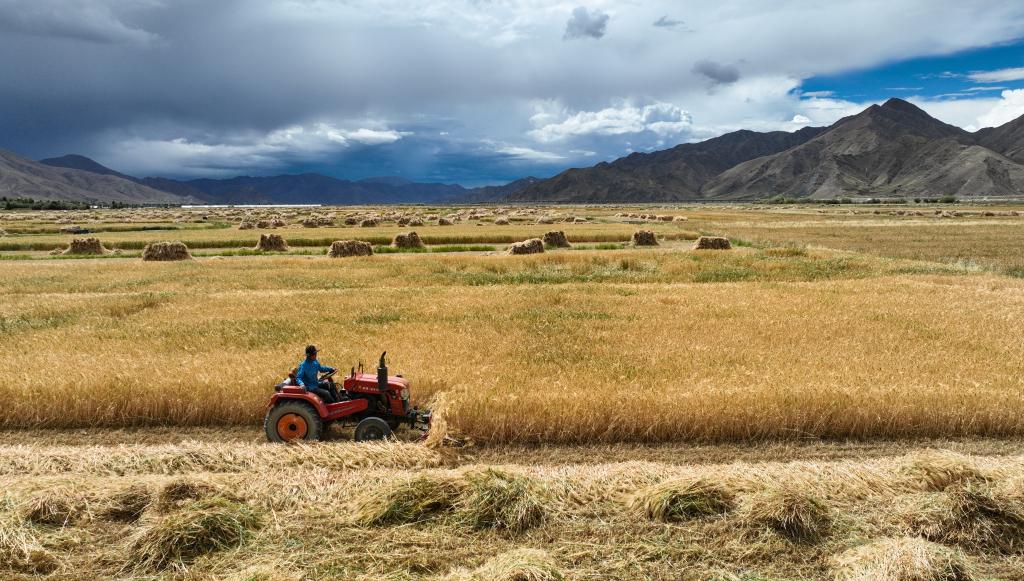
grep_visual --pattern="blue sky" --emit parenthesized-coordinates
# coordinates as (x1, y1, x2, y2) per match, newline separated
(1, 1, 1024, 186)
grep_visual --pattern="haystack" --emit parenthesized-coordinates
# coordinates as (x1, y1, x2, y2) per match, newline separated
(255, 234, 288, 252)
(673, 216, 689, 222)
(301, 218, 320, 228)
(542, 231, 571, 248)
(507, 238, 544, 255)
(392, 231, 426, 249)
(438, 217, 454, 226)
(142, 241, 192, 261)
(494, 217, 510, 225)
(693, 236, 732, 250)
(741, 484, 832, 542)
(238, 221, 255, 230)
(328, 240, 373, 257)
(831, 537, 974, 581)
(632, 230, 658, 246)
(62, 237, 111, 255)
(409, 219, 425, 227)
(256, 220, 271, 229)
(631, 477, 735, 522)
(360, 219, 379, 227)
(59, 225, 89, 234)
(456, 468, 548, 533)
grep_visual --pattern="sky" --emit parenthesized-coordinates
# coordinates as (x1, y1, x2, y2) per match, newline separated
(1, 1, 1024, 186)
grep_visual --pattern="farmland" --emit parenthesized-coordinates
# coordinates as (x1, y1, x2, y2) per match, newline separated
(3, 203, 1024, 579)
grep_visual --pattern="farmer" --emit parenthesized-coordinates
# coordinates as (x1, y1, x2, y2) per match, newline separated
(297, 344, 339, 403)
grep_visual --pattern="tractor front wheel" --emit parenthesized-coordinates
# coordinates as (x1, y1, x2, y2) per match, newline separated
(265, 401, 323, 443)
(354, 417, 392, 442)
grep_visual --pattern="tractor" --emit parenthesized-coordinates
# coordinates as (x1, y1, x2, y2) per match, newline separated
(264, 352, 430, 442)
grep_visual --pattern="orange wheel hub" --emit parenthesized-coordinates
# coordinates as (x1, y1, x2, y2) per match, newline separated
(277, 413, 308, 441)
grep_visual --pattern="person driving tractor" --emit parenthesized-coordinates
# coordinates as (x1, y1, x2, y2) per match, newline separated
(296, 345, 339, 403)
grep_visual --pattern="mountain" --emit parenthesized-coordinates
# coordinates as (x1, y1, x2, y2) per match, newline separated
(508, 126, 828, 202)
(976, 114, 1024, 163)
(39, 154, 135, 180)
(1, 149, 194, 204)
(704, 99, 1024, 199)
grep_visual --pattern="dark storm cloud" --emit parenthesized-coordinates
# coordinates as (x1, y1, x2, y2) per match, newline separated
(653, 15, 685, 28)
(692, 59, 741, 84)
(563, 7, 609, 40)
(0, 0, 157, 45)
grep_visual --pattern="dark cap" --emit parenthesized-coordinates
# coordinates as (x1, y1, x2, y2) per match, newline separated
(305, 345, 318, 356)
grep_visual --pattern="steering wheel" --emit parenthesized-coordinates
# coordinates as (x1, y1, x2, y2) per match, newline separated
(319, 369, 338, 382)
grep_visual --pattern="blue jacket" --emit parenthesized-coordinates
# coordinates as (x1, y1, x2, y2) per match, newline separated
(296, 359, 335, 390)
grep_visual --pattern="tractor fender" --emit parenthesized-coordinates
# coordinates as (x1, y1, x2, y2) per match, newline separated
(268, 390, 330, 418)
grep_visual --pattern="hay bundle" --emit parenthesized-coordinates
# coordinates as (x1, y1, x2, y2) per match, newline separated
(900, 450, 990, 492)
(328, 240, 373, 258)
(693, 236, 732, 250)
(59, 225, 89, 234)
(832, 537, 974, 581)
(344, 216, 359, 226)
(99, 484, 152, 523)
(0, 228, 6, 237)
(537, 216, 555, 225)
(631, 477, 735, 522)
(256, 220, 271, 229)
(741, 484, 832, 542)
(126, 498, 261, 571)
(397, 217, 411, 226)
(438, 217, 454, 226)
(301, 218, 320, 228)
(19, 488, 86, 526)
(494, 217, 510, 225)
(238, 221, 255, 230)
(360, 218, 379, 227)
(0, 510, 59, 574)
(142, 241, 192, 262)
(62, 237, 111, 255)
(632, 230, 658, 246)
(155, 479, 218, 513)
(442, 548, 563, 581)
(456, 468, 548, 534)
(271, 218, 287, 228)
(507, 238, 545, 255)
(672, 215, 689, 222)
(542, 231, 571, 248)
(255, 233, 288, 252)
(409, 219, 425, 227)
(353, 474, 463, 526)
(392, 231, 426, 249)
(900, 482, 1024, 552)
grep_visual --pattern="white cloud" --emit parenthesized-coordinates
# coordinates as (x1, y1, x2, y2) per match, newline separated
(790, 114, 811, 124)
(968, 67, 1024, 83)
(978, 89, 1024, 127)
(529, 102, 692, 142)
(495, 145, 565, 161)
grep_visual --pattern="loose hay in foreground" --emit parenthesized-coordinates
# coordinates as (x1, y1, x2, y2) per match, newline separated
(443, 548, 564, 581)
(155, 478, 219, 513)
(742, 484, 832, 543)
(832, 537, 974, 581)
(99, 484, 152, 523)
(507, 238, 545, 255)
(693, 236, 733, 250)
(352, 473, 463, 526)
(392, 231, 426, 249)
(328, 240, 373, 257)
(254, 233, 288, 252)
(19, 488, 85, 526)
(631, 477, 735, 522)
(456, 468, 547, 534)
(126, 497, 261, 572)
(900, 450, 990, 492)
(900, 482, 1024, 553)
(141, 241, 192, 261)
(0, 508, 58, 574)
(632, 230, 658, 246)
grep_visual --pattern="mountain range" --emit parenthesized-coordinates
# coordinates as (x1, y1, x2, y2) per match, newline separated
(3, 98, 1023, 205)
(510, 98, 1024, 202)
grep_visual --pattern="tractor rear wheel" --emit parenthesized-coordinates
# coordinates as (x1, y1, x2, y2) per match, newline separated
(354, 417, 392, 442)
(265, 401, 323, 443)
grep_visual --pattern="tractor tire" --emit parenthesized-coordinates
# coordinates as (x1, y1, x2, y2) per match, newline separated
(265, 401, 323, 443)
(354, 417, 392, 442)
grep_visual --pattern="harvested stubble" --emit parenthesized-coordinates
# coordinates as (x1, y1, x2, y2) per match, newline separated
(631, 477, 735, 522)
(542, 230, 571, 248)
(694, 236, 733, 250)
(632, 230, 658, 246)
(507, 238, 545, 255)
(254, 233, 288, 252)
(352, 473, 463, 526)
(328, 239, 373, 257)
(61, 237, 112, 255)
(0, 508, 58, 574)
(126, 497, 261, 571)
(456, 468, 547, 534)
(832, 537, 974, 581)
(392, 231, 426, 249)
(741, 484, 832, 542)
(442, 548, 564, 581)
(141, 241, 192, 261)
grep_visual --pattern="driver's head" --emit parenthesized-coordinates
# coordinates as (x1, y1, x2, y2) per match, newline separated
(305, 344, 318, 359)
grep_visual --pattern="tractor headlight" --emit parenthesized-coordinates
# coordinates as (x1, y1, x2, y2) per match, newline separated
(401, 387, 410, 400)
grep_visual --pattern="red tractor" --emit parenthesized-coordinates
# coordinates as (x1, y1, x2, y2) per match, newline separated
(264, 352, 430, 442)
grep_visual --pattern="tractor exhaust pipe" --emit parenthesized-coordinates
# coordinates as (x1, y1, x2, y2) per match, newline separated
(377, 351, 388, 392)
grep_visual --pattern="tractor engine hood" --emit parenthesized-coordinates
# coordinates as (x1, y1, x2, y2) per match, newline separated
(343, 373, 409, 392)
